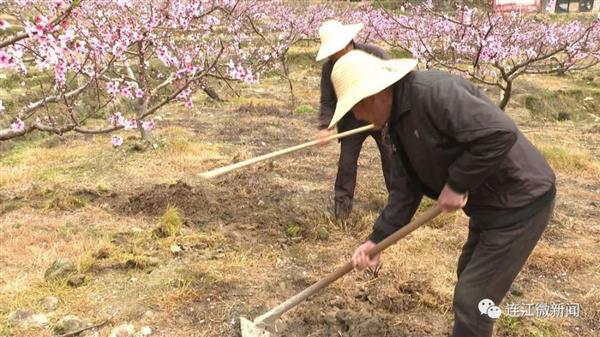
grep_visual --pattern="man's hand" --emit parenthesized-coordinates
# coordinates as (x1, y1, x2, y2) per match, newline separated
(316, 129, 333, 146)
(352, 240, 380, 271)
(438, 183, 468, 212)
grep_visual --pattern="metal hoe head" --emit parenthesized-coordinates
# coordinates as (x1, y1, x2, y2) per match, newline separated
(240, 317, 274, 337)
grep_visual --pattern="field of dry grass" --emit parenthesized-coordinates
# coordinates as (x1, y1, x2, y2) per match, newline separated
(1, 44, 599, 337)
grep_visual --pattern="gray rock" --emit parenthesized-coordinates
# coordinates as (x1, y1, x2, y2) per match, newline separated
(45, 258, 76, 281)
(67, 274, 86, 287)
(109, 323, 135, 337)
(40, 296, 60, 311)
(139, 326, 152, 336)
(354, 317, 386, 335)
(28, 314, 50, 328)
(8, 309, 49, 328)
(510, 284, 524, 297)
(169, 244, 182, 255)
(54, 315, 89, 335)
(8, 309, 32, 324)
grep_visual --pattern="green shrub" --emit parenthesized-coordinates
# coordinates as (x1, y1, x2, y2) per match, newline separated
(286, 224, 302, 237)
(153, 206, 183, 238)
(294, 104, 315, 114)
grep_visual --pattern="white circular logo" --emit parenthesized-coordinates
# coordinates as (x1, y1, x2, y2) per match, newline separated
(478, 299, 501, 320)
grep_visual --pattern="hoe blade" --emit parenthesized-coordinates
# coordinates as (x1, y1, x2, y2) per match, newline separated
(240, 317, 273, 337)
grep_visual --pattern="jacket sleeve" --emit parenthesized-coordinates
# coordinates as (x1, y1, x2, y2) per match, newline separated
(426, 78, 518, 193)
(370, 154, 423, 243)
(362, 43, 390, 60)
(318, 62, 336, 130)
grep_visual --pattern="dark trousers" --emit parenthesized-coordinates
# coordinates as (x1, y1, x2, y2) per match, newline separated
(334, 126, 393, 206)
(451, 199, 555, 337)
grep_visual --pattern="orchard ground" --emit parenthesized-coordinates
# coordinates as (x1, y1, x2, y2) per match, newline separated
(1, 43, 599, 337)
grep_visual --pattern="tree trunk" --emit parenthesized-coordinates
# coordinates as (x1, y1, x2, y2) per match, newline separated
(280, 55, 295, 108)
(203, 85, 223, 102)
(498, 79, 512, 110)
(135, 98, 157, 148)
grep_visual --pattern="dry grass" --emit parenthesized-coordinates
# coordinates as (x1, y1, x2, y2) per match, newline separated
(535, 142, 599, 175)
(528, 244, 594, 276)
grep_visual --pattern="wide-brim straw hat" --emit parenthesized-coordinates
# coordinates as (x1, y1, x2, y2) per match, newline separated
(329, 50, 418, 129)
(316, 20, 363, 61)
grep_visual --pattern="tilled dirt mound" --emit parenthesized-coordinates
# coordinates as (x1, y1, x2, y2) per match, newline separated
(112, 180, 219, 223)
(106, 174, 327, 236)
(278, 308, 409, 337)
(270, 275, 448, 337)
(325, 309, 408, 337)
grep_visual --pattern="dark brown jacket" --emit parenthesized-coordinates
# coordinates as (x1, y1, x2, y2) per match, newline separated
(371, 70, 556, 242)
(319, 43, 388, 131)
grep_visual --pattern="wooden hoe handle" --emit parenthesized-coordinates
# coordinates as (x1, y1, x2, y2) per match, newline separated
(253, 205, 443, 326)
(200, 124, 375, 179)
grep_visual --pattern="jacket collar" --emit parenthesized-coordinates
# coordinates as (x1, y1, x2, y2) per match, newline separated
(389, 71, 413, 124)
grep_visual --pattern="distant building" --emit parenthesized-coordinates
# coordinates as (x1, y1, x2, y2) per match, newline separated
(551, 0, 599, 13)
(493, 0, 541, 12)
(492, 0, 599, 12)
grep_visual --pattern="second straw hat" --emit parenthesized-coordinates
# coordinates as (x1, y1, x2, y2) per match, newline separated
(316, 20, 363, 61)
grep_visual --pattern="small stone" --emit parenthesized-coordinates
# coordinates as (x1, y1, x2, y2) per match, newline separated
(109, 323, 135, 337)
(40, 296, 60, 311)
(45, 258, 76, 281)
(8, 309, 32, 326)
(9, 309, 49, 328)
(322, 311, 337, 325)
(510, 284, 524, 297)
(557, 112, 571, 121)
(54, 315, 89, 335)
(67, 274, 86, 287)
(355, 317, 386, 334)
(170, 244, 182, 255)
(29, 314, 49, 328)
(140, 326, 152, 335)
(93, 247, 110, 259)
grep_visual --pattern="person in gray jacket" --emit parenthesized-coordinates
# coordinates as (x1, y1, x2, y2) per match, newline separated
(330, 50, 556, 337)
(316, 20, 396, 220)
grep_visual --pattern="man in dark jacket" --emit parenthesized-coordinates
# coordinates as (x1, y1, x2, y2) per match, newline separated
(330, 50, 556, 337)
(315, 20, 395, 220)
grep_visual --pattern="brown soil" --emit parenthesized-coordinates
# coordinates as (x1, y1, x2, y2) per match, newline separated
(115, 180, 216, 221)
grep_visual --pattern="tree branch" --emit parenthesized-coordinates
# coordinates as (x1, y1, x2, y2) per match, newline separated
(0, 2, 80, 49)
